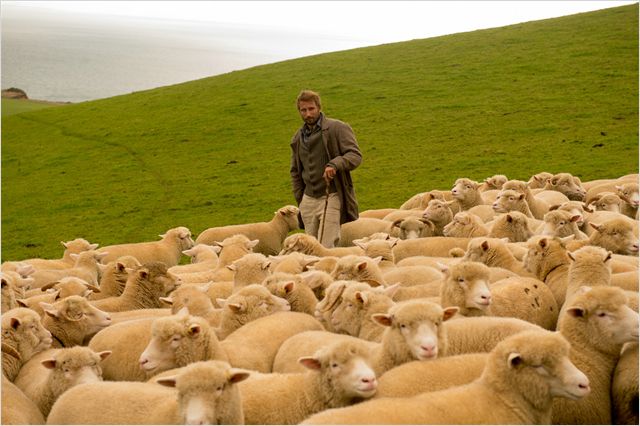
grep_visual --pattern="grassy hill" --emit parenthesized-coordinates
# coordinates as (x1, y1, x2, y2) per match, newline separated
(2, 4, 638, 260)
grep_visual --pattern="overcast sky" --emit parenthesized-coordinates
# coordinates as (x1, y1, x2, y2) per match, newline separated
(4, 1, 636, 45)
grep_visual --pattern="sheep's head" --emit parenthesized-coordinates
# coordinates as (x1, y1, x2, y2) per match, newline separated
(438, 261, 492, 316)
(422, 199, 455, 226)
(162, 227, 195, 251)
(2, 307, 52, 356)
(451, 178, 480, 201)
(280, 233, 317, 255)
(41, 295, 112, 336)
(444, 212, 481, 238)
(330, 255, 381, 285)
(528, 172, 554, 189)
(541, 210, 582, 238)
(394, 217, 434, 239)
(589, 219, 639, 256)
(490, 211, 533, 243)
(492, 189, 527, 213)
(545, 173, 586, 201)
(276, 205, 301, 231)
(484, 175, 508, 190)
(353, 238, 397, 262)
(615, 183, 639, 209)
(523, 236, 570, 277)
(589, 192, 623, 213)
(42, 347, 110, 392)
(502, 179, 528, 195)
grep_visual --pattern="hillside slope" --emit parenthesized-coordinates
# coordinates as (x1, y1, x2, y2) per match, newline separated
(2, 4, 637, 260)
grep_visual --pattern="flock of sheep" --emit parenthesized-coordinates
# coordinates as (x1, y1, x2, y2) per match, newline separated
(1, 171, 638, 425)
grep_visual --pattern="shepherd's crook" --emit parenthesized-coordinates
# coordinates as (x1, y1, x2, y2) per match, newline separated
(318, 178, 330, 245)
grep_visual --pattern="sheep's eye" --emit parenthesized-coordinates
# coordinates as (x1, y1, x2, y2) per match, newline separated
(457, 277, 465, 283)
(597, 312, 607, 318)
(559, 221, 565, 226)
(216, 385, 224, 392)
(331, 362, 339, 368)
(400, 324, 407, 329)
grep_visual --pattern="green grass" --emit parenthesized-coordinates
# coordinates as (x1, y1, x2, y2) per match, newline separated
(2, 4, 638, 260)
(1, 98, 65, 117)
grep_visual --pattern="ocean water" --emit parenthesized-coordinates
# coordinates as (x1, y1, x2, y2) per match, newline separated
(1, 7, 371, 102)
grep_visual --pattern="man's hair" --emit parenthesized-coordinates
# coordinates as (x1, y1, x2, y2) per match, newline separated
(296, 90, 322, 110)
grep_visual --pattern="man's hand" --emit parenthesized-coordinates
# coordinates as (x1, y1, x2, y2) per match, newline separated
(323, 165, 337, 182)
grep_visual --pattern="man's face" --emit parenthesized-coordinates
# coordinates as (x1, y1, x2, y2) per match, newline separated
(298, 100, 321, 126)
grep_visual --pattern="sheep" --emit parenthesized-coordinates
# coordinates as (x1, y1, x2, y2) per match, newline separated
(267, 251, 320, 274)
(442, 211, 490, 238)
(90, 255, 140, 300)
(422, 199, 455, 236)
(1, 269, 34, 300)
(539, 208, 589, 240)
(38, 276, 100, 300)
(1, 375, 46, 424)
(523, 235, 572, 307)
(501, 179, 551, 219)
(299, 269, 334, 300)
(306, 255, 339, 274)
(2, 307, 52, 381)
(301, 329, 589, 425)
(552, 286, 639, 424)
(527, 171, 554, 189)
(14, 346, 111, 417)
(462, 237, 535, 277)
(479, 174, 508, 191)
(375, 352, 488, 398)
(616, 181, 639, 219)
(438, 261, 492, 317)
(492, 188, 535, 218)
(238, 339, 377, 425)
(352, 237, 398, 269)
(40, 295, 112, 347)
(167, 243, 220, 274)
(549, 199, 594, 230)
(541, 172, 587, 201)
(577, 217, 639, 256)
(611, 270, 640, 292)
(338, 217, 398, 246)
(160, 283, 221, 326)
(195, 205, 300, 256)
(450, 178, 489, 211)
(29, 250, 106, 289)
(7, 238, 99, 271)
(488, 211, 535, 242)
(589, 191, 625, 213)
(394, 216, 436, 239)
(381, 208, 424, 223)
(280, 232, 363, 257)
(392, 236, 472, 262)
(46, 360, 249, 425)
(90, 262, 180, 312)
(220, 311, 323, 373)
(98, 226, 195, 266)
(261, 272, 318, 315)
(612, 342, 638, 425)
(399, 189, 448, 210)
(358, 207, 397, 219)
(330, 285, 397, 341)
(215, 284, 291, 339)
(225, 252, 271, 290)
(313, 280, 368, 332)
(1, 274, 18, 314)
(584, 175, 638, 203)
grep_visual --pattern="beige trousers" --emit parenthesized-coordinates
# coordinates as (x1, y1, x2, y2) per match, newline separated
(299, 193, 341, 248)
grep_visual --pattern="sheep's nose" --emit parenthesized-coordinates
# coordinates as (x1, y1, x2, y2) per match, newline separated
(361, 376, 376, 384)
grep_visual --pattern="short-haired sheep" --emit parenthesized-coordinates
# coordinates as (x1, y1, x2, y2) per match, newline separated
(611, 342, 638, 425)
(438, 261, 492, 317)
(501, 179, 551, 219)
(462, 237, 534, 277)
(301, 329, 590, 425)
(196, 205, 300, 255)
(41, 295, 112, 347)
(492, 188, 535, 218)
(539, 208, 589, 240)
(12, 238, 99, 271)
(330, 285, 397, 341)
(552, 286, 639, 424)
(238, 339, 378, 425)
(2, 307, 52, 381)
(98, 226, 195, 266)
(544, 172, 587, 201)
(46, 360, 249, 425)
(616, 181, 639, 219)
(90, 262, 180, 312)
(167, 243, 220, 275)
(90, 255, 140, 300)
(280, 232, 363, 257)
(488, 211, 535, 242)
(227, 252, 271, 290)
(422, 199, 456, 236)
(584, 217, 639, 256)
(451, 178, 489, 211)
(443, 211, 490, 238)
(523, 235, 572, 307)
(267, 251, 320, 274)
(261, 272, 318, 315)
(29, 250, 106, 289)
(14, 346, 111, 417)
(2, 375, 46, 424)
(392, 236, 472, 262)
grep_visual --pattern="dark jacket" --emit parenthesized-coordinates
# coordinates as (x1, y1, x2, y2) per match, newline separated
(290, 116, 362, 225)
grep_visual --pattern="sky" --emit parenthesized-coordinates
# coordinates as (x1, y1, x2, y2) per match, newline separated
(4, 1, 637, 46)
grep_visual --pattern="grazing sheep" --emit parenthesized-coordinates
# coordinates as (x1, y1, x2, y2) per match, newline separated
(399, 189, 448, 210)
(422, 199, 456, 236)
(196, 205, 300, 256)
(14, 346, 111, 417)
(330, 285, 397, 341)
(488, 211, 534, 242)
(228, 252, 271, 289)
(1, 375, 46, 425)
(492, 189, 535, 218)
(238, 339, 378, 425)
(552, 286, 639, 424)
(46, 360, 249, 425)
(539, 209, 589, 240)
(90, 262, 180, 312)
(262, 272, 318, 315)
(220, 311, 323, 373)
(451, 178, 489, 211)
(40, 295, 112, 347)
(612, 342, 639, 425)
(29, 250, 106, 289)
(392, 237, 472, 262)
(523, 235, 572, 307)
(462, 237, 534, 277)
(167, 243, 220, 274)
(98, 226, 195, 266)
(443, 211, 490, 238)
(2, 307, 52, 381)
(215, 284, 290, 339)
(301, 329, 589, 425)
(375, 352, 488, 398)
(91, 255, 140, 300)
(8, 238, 99, 271)
(280, 233, 363, 257)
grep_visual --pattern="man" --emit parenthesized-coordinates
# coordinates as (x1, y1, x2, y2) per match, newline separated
(289, 89, 362, 248)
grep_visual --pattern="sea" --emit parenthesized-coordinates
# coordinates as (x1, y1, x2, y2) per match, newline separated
(1, 6, 373, 103)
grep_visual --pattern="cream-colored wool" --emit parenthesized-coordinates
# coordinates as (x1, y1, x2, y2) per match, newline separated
(90, 255, 140, 300)
(589, 191, 625, 213)
(98, 226, 195, 266)
(539, 208, 589, 240)
(392, 236, 472, 262)
(1, 274, 18, 314)
(488, 211, 535, 242)
(168, 243, 220, 275)
(527, 171, 554, 189)
(615, 182, 639, 219)
(41, 295, 112, 348)
(161, 283, 221, 326)
(492, 188, 535, 218)
(313, 280, 370, 332)
(422, 199, 456, 236)
(338, 217, 399, 246)
(299, 269, 334, 300)
(399, 189, 448, 210)
(543, 172, 587, 201)
(501, 179, 551, 219)
(443, 211, 490, 238)
(450, 178, 490, 211)
(29, 250, 106, 289)
(268, 251, 320, 274)
(280, 233, 364, 257)
(330, 286, 397, 342)
(353, 237, 397, 270)
(195, 205, 300, 256)
(462, 237, 535, 277)
(39, 276, 100, 300)
(8, 238, 99, 271)
(612, 342, 639, 425)
(262, 272, 318, 315)
(228, 252, 271, 289)
(438, 261, 492, 317)
(358, 208, 397, 219)
(1, 375, 46, 424)
(523, 235, 572, 307)
(46, 360, 248, 425)
(2, 307, 52, 381)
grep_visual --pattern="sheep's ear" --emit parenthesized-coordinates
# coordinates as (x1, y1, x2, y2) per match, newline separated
(442, 307, 459, 321)
(383, 283, 400, 298)
(298, 357, 322, 371)
(41, 359, 57, 369)
(40, 302, 59, 318)
(355, 291, 368, 305)
(388, 237, 400, 248)
(567, 251, 576, 262)
(156, 376, 178, 388)
(548, 204, 560, 211)
(371, 313, 393, 327)
(506, 214, 513, 223)
(95, 252, 109, 261)
(569, 215, 581, 223)
(216, 298, 227, 308)
(227, 303, 244, 313)
(98, 351, 112, 361)
(262, 260, 271, 270)
(247, 240, 260, 249)
(589, 223, 601, 232)
(227, 368, 251, 383)
(226, 264, 237, 271)
(137, 268, 149, 279)
(70, 253, 79, 261)
(86, 283, 101, 293)
(507, 353, 523, 368)
(60, 241, 68, 248)
(421, 218, 436, 231)
(566, 306, 586, 318)
(481, 240, 490, 251)
(604, 251, 613, 263)
(538, 238, 548, 249)
(40, 281, 60, 292)
(159, 296, 173, 306)
(283, 282, 295, 294)
(357, 261, 368, 271)
(436, 262, 450, 275)
(518, 193, 525, 200)
(212, 245, 222, 254)
(370, 256, 383, 265)
(391, 219, 403, 229)
(353, 240, 367, 250)
(16, 299, 28, 308)
(187, 324, 202, 336)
